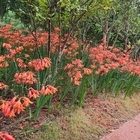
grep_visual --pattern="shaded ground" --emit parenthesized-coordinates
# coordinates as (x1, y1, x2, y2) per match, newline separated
(1, 93, 140, 140)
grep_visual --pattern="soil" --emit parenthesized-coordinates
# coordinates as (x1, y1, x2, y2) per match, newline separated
(1, 93, 140, 140)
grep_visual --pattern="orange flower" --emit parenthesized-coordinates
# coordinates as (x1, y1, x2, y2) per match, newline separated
(13, 71, 37, 84)
(0, 100, 5, 110)
(40, 86, 52, 95)
(47, 85, 58, 94)
(0, 55, 5, 62)
(15, 46, 24, 53)
(0, 82, 8, 90)
(8, 109, 16, 117)
(1, 101, 11, 116)
(54, 27, 60, 32)
(9, 49, 16, 58)
(16, 58, 27, 68)
(98, 65, 109, 74)
(72, 59, 83, 68)
(90, 64, 96, 69)
(2, 43, 12, 49)
(0, 95, 34, 117)
(64, 64, 74, 70)
(74, 80, 81, 86)
(0, 132, 15, 140)
(0, 61, 9, 68)
(112, 48, 120, 53)
(70, 42, 78, 50)
(64, 59, 84, 85)
(24, 54, 30, 58)
(40, 85, 57, 95)
(9, 96, 18, 106)
(13, 99, 25, 114)
(95, 70, 100, 75)
(109, 62, 119, 70)
(43, 57, 52, 68)
(28, 57, 51, 71)
(0, 55, 9, 68)
(28, 87, 40, 99)
(21, 97, 33, 107)
(83, 68, 92, 75)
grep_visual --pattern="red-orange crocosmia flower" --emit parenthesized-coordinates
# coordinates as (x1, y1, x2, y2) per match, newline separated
(0, 55, 5, 62)
(24, 54, 30, 58)
(83, 68, 92, 75)
(16, 58, 27, 68)
(0, 95, 33, 117)
(64, 64, 74, 70)
(47, 85, 58, 94)
(1, 101, 11, 116)
(9, 49, 17, 58)
(2, 43, 12, 50)
(28, 87, 40, 99)
(15, 46, 24, 53)
(112, 47, 120, 53)
(13, 99, 25, 114)
(28, 57, 51, 71)
(14, 71, 37, 84)
(64, 59, 85, 85)
(8, 109, 16, 117)
(0, 132, 15, 140)
(54, 27, 60, 32)
(0, 55, 9, 68)
(40, 85, 57, 95)
(3, 133, 15, 140)
(9, 96, 18, 106)
(21, 97, 33, 107)
(0, 82, 8, 90)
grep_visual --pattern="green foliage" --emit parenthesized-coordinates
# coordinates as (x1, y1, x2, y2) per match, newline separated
(0, 11, 25, 29)
(0, 0, 9, 18)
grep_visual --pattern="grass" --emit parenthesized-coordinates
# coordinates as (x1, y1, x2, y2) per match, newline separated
(17, 108, 104, 140)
